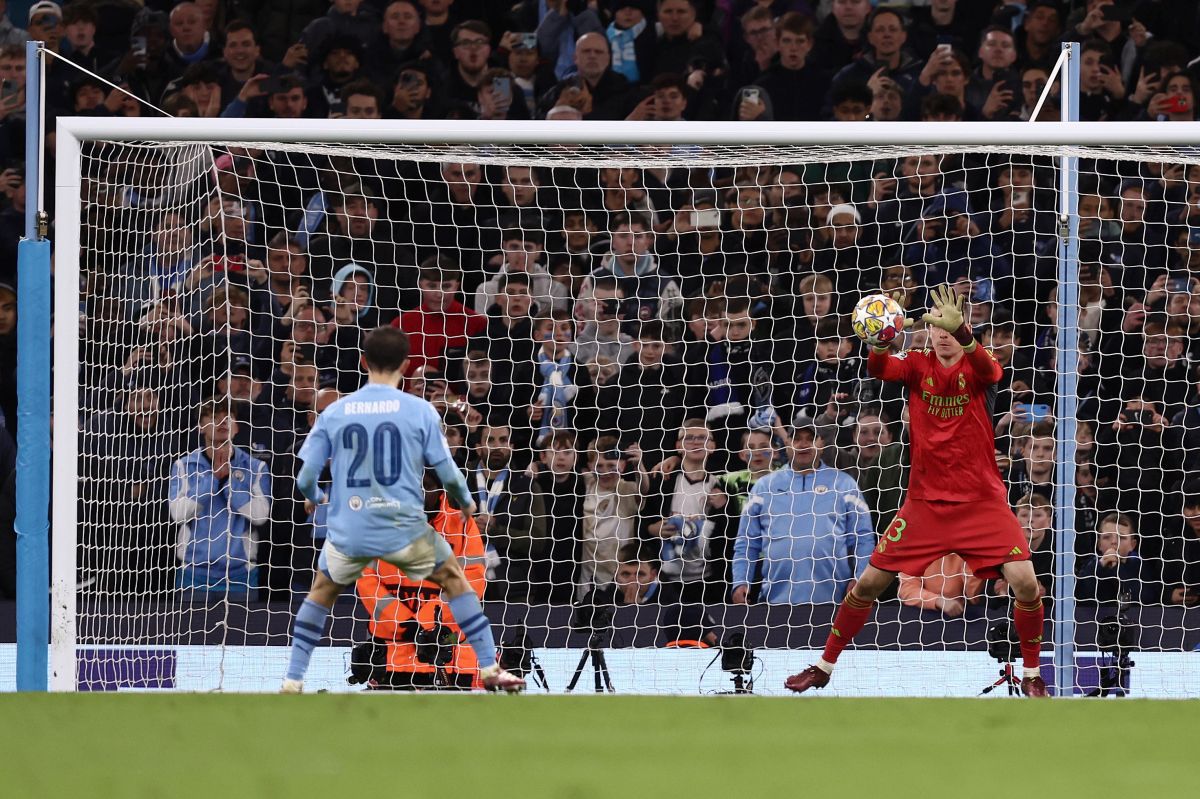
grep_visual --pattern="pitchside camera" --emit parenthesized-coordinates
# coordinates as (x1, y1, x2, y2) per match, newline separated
(1097, 613, 1137, 654)
(986, 620, 1020, 664)
(720, 632, 754, 674)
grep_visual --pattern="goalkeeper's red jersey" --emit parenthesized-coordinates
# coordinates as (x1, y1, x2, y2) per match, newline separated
(867, 346, 1007, 503)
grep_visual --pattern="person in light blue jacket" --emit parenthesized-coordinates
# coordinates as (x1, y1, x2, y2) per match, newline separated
(732, 420, 875, 605)
(169, 398, 271, 592)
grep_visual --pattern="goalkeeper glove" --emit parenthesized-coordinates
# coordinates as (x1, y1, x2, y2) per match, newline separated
(921, 284, 974, 347)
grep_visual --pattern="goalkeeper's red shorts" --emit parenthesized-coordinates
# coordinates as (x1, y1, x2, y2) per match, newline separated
(869, 497, 1029, 579)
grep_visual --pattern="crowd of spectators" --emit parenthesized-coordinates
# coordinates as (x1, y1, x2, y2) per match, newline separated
(1, 0, 1200, 627)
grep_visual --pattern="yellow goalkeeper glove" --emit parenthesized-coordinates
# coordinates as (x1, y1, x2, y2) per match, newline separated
(921, 284, 974, 347)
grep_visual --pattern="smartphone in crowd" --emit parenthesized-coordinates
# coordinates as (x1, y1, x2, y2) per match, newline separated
(691, 208, 722, 229)
(1101, 4, 1132, 23)
(1164, 94, 1191, 114)
(0, 80, 20, 103)
(492, 76, 512, 100)
(1014, 403, 1052, 423)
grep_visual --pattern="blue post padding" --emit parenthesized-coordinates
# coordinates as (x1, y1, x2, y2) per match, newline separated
(16, 237, 51, 691)
(1052, 41, 1081, 698)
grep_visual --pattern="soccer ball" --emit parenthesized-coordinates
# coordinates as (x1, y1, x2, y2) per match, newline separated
(851, 293, 907, 346)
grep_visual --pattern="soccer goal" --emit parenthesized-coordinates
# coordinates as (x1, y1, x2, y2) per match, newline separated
(42, 116, 1200, 696)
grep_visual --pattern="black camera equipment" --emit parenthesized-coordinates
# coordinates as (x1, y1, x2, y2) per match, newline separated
(1087, 606, 1136, 698)
(717, 632, 756, 694)
(348, 638, 387, 686)
(567, 601, 616, 693)
(980, 620, 1022, 696)
(414, 608, 457, 668)
(498, 624, 549, 691)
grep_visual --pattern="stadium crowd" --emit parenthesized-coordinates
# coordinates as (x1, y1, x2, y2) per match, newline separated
(0, 0, 1199, 627)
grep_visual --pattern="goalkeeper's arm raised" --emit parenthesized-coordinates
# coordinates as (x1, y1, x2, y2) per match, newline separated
(865, 290, 915, 383)
(921, 284, 1003, 384)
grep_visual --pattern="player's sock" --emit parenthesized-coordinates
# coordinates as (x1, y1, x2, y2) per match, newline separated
(446, 591, 498, 668)
(819, 590, 875, 670)
(1012, 598, 1045, 674)
(285, 599, 331, 682)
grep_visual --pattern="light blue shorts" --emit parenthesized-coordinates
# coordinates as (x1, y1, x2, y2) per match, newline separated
(318, 525, 453, 586)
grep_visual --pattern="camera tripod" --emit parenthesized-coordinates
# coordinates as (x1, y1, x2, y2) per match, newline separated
(499, 627, 550, 691)
(979, 662, 1022, 696)
(566, 631, 615, 693)
(718, 672, 755, 695)
(1086, 652, 1134, 697)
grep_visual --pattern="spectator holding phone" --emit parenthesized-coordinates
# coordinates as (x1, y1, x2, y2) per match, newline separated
(386, 63, 437, 119)
(477, 67, 531, 120)
(578, 436, 641, 598)
(1145, 73, 1196, 121)
(541, 31, 632, 120)
(1078, 38, 1133, 121)
(967, 26, 1019, 120)
(829, 8, 923, 104)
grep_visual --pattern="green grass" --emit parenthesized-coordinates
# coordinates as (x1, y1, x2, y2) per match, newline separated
(2, 695, 1196, 798)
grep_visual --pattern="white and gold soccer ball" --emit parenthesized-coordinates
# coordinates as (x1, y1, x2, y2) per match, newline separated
(851, 293, 907, 346)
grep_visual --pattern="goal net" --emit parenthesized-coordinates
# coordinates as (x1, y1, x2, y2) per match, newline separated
(57, 120, 1200, 695)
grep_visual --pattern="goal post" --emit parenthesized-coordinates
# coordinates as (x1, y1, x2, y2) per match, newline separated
(48, 116, 1200, 695)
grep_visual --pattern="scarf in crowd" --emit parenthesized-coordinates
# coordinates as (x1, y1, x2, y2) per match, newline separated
(607, 19, 646, 84)
(537, 350, 576, 444)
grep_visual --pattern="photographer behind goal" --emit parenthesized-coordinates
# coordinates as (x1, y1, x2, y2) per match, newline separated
(574, 544, 717, 647)
(350, 473, 489, 690)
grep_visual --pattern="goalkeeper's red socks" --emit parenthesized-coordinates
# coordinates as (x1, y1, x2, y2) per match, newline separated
(1013, 598, 1045, 676)
(816, 590, 874, 673)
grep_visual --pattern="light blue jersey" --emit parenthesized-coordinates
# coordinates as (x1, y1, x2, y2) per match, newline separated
(296, 383, 470, 557)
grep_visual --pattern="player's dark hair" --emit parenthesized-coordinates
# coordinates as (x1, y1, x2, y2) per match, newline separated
(362, 326, 411, 372)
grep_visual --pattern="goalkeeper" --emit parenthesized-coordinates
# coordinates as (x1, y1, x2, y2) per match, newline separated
(785, 286, 1049, 697)
(281, 326, 524, 694)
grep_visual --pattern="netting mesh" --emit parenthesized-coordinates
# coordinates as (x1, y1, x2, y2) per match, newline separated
(67, 137, 1200, 695)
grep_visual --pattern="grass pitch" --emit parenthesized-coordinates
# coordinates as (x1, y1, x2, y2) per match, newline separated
(2, 694, 1195, 798)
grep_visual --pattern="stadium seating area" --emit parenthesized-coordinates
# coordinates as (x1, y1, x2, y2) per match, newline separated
(1, 0, 1200, 627)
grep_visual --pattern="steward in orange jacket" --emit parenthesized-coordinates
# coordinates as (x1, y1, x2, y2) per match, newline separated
(353, 490, 488, 689)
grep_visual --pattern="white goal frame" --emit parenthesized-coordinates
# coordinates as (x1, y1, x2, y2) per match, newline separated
(51, 116, 1200, 692)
